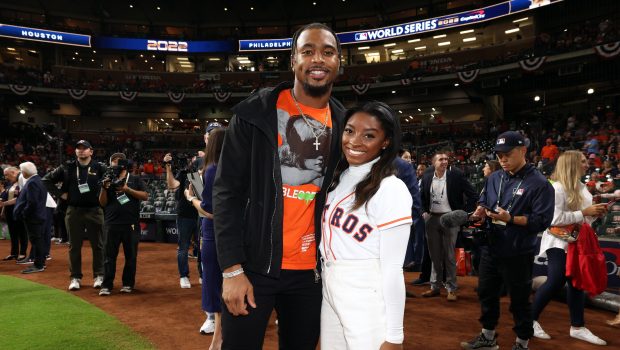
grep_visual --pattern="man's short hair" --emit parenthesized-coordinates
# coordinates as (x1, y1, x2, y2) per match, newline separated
(290, 23, 341, 57)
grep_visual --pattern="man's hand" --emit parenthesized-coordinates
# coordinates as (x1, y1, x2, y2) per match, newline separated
(60, 193, 68, 200)
(486, 206, 510, 223)
(102, 180, 111, 190)
(163, 153, 172, 167)
(380, 342, 403, 350)
(470, 205, 487, 222)
(221, 265, 256, 316)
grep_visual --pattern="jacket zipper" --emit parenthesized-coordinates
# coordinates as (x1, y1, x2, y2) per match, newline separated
(267, 151, 278, 274)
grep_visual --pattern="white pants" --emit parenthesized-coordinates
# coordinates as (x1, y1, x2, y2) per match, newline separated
(321, 258, 386, 350)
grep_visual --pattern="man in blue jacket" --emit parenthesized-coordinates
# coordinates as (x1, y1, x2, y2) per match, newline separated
(461, 131, 554, 350)
(14, 162, 49, 274)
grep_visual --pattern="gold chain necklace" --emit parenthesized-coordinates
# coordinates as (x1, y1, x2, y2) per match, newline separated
(290, 89, 330, 151)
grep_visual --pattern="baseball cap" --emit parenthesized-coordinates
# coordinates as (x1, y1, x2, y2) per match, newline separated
(493, 131, 525, 153)
(76, 140, 92, 149)
(206, 122, 223, 134)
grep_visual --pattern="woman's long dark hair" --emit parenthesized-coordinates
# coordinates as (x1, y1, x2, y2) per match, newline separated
(330, 101, 401, 210)
(203, 128, 225, 170)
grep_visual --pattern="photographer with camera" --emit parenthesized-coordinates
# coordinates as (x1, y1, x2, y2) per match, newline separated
(163, 151, 198, 289)
(98, 153, 148, 296)
(43, 140, 107, 291)
(461, 131, 555, 350)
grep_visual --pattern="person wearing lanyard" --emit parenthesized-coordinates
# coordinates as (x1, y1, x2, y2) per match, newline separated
(43, 140, 107, 291)
(98, 153, 148, 296)
(461, 131, 554, 350)
(419, 149, 477, 301)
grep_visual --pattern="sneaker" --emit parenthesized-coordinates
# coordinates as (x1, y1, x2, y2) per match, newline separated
(199, 317, 215, 334)
(570, 327, 607, 345)
(447, 291, 458, 301)
(99, 288, 111, 296)
(533, 320, 551, 339)
(2, 255, 17, 261)
(93, 276, 104, 289)
(21, 266, 45, 274)
(410, 278, 430, 286)
(460, 333, 499, 350)
(68, 278, 81, 291)
(16, 258, 33, 265)
(511, 343, 528, 350)
(422, 289, 440, 298)
(46, 255, 52, 261)
(180, 277, 191, 289)
(120, 286, 133, 293)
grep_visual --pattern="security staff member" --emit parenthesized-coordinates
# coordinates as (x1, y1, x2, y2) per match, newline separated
(98, 153, 148, 295)
(461, 131, 554, 350)
(43, 140, 107, 291)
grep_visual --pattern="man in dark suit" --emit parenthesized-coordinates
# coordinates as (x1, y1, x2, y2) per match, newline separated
(14, 162, 49, 274)
(420, 149, 477, 301)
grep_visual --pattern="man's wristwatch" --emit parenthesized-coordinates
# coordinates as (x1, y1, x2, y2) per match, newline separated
(508, 214, 515, 225)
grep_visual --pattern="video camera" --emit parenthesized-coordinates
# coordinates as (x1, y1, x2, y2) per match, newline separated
(163, 152, 190, 171)
(100, 158, 129, 191)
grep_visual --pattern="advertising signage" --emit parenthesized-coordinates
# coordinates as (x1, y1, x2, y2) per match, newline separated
(239, 0, 562, 52)
(0, 23, 91, 47)
(93, 37, 233, 53)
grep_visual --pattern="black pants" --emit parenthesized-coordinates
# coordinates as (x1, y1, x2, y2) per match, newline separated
(6, 213, 27, 257)
(221, 269, 321, 350)
(66, 206, 104, 279)
(478, 248, 534, 340)
(102, 224, 139, 289)
(23, 221, 45, 269)
(532, 248, 585, 327)
(54, 209, 68, 242)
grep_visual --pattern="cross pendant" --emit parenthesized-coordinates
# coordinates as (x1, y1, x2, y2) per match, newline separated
(313, 137, 320, 151)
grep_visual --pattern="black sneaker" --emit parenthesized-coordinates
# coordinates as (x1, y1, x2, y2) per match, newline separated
(22, 266, 45, 274)
(512, 343, 528, 350)
(16, 258, 33, 265)
(3, 255, 17, 261)
(460, 333, 499, 350)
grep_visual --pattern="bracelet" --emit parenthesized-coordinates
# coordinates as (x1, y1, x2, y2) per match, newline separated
(187, 196, 197, 202)
(222, 267, 244, 279)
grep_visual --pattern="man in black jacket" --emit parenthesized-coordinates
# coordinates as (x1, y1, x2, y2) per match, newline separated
(420, 149, 477, 301)
(14, 162, 48, 274)
(213, 23, 345, 350)
(42, 140, 106, 291)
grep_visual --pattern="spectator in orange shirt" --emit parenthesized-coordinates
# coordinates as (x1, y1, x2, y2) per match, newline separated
(540, 138, 559, 163)
(143, 160, 154, 178)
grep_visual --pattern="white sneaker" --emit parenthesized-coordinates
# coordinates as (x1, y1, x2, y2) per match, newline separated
(68, 278, 81, 291)
(93, 276, 104, 289)
(180, 277, 191, 289)
(533, 320, 551, 339)
(199, 317, 215, 334)
(570, 327, 607, 345)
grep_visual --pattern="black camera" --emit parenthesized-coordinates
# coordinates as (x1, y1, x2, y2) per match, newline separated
(100, 159, 129, 191)
(163, 152, 189, 171)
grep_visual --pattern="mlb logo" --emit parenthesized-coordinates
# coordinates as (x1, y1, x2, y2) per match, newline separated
(497, 138, 506, 145)
(516, 188, 525, 195)
(355, 33, 368, 41)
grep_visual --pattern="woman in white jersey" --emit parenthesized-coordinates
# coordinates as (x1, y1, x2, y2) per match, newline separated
(321, 101, 413, 350)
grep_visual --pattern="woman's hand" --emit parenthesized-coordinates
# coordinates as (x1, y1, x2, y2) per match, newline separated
(581, 203, 607, 217)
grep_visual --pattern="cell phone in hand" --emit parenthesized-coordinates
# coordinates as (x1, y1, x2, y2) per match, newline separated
(479, 204, 499, 214)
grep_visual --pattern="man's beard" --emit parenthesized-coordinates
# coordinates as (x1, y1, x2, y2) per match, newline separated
(302, 80, 333, 98)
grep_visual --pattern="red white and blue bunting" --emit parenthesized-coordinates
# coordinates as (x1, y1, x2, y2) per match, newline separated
(213, 91, 232, 103)
(519, 56, 546, 72)
(67, 89, 88, 100)
(167, 91, 185, 104)
(351, 83, 370, 95)
(456, 69, 480, 84)
(8, 84, 32, 96)
(119, 91, 138, 102)
(594, 41, 620, 59)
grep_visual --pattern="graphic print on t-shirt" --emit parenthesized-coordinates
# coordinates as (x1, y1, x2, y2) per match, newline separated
(277, 89, 332, 269)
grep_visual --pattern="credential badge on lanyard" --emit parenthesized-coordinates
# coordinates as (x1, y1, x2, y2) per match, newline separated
(77, 166, 91, 194)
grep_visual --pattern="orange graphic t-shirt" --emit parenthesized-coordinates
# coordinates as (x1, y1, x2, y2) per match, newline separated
(276, 89, 332, 270)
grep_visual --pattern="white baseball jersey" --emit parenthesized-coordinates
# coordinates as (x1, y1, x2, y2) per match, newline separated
(320, 161, 413, 261)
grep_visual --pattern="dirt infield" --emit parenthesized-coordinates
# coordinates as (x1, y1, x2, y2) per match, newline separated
(1, 240, 617, 349)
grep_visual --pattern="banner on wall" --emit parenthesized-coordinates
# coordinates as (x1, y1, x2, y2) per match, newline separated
(93, 37, 233, 53)
(0, 23, 91, 47)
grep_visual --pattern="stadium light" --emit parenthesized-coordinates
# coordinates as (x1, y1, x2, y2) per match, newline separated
(454, 83, 459, 87)
(433, 34, 446, 39)
(384, 43, 396, 47)
(19, 109, 26, 115)
(463, 37, 476, 42)
(505, 28, 520, 34)
(513, 17, 528, 23)
(460, 29, 474, 34)
(391, 90, 396, 94)
(438, 41, 450, 46)
(408, 38, 420, 43)
(534, 95, 540, 102)
(587, 88, 594, 94)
